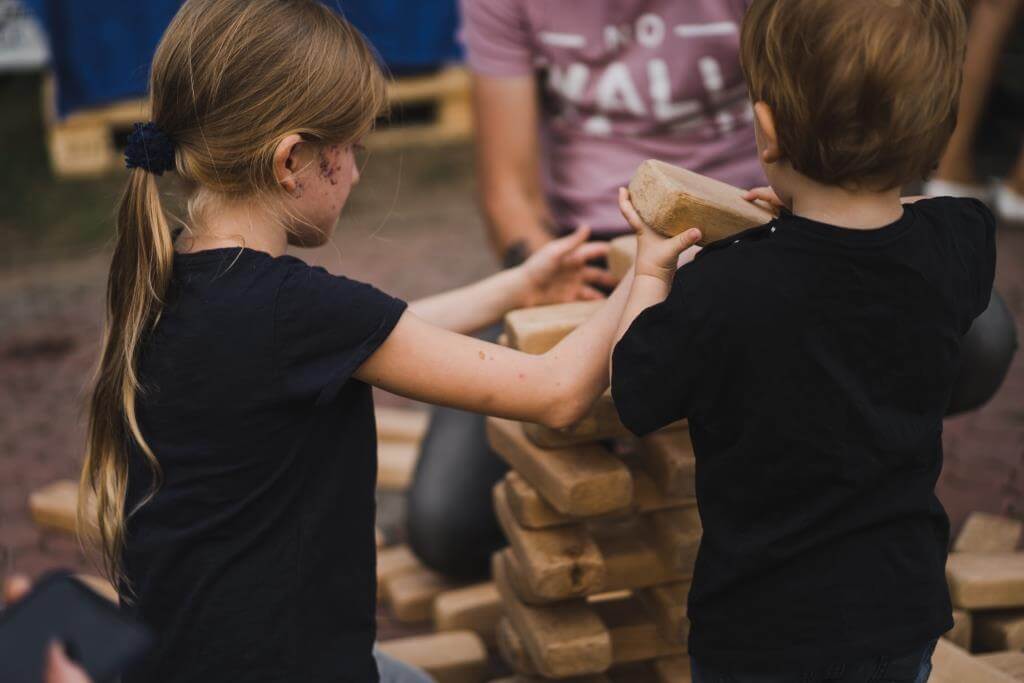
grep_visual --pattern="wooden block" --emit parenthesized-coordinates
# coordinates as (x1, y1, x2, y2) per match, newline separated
(608, 236, 636, 282)
(378, 441, 419, 491)
(945, 608, 973, 650)
(496, 618, 538, 676)
(523, 392, 632, 448)
(29, 480, 93, 535)
(376, 406, 429, 443)
(434, 582, 502, 647)
(503, 467, 693, 531)
(487, 417, 632, 518)
(637, 581, 690, 645)
(75, 575, 118, 603)
(978, 652, 1024, 680)
(494, 482, 606, 599)
(378, 545, 425, 602)
(646, 508, 702, 574)
(377, 631, 487, 683)
(639, 432, 696, 499)
(385, 566, 460, 622)
(956, 512, 1023, 554)
(652, 656, 692, 683)
(975, 610, 1024, 652)
(504, 301, 603, 354)
(947, 553, 1024, 609)
(931, 639, 1018, 683)
(627, 160, 776, 244)
(592, 595, 686, 664)
(594, 521, 691, 593)
(492, 551, 614, 678)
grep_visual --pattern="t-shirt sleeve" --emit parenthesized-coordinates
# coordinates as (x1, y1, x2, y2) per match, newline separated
(612, 262, 724, 436)
(459, 0, 534, 77)
(274, 262, 407, 406)
(959, 198, 997, 320)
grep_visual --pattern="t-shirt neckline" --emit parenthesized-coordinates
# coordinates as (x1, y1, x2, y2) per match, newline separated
(778, 205, 915, 246)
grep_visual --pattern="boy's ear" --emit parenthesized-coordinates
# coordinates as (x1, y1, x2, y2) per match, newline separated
(753, 102, 783, 165)
(273, 133, 306, 194)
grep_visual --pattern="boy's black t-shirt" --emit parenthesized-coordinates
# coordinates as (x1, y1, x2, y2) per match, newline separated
(121, 248, 407, 683)
(612, 197, 996, 671)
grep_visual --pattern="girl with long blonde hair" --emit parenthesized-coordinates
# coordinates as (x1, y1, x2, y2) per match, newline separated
(80, 0, 696, 680)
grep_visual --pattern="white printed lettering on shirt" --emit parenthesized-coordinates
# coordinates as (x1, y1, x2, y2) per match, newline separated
(583, 115, 613, 136)
(604, 24, 631, 50)
(548, 62, 590, 102)
(648, 59, 702, 122)
(699, 56, 724, 94)
(538, 32, 586, 48)
(674, 22, 738, 38)
(636, 14, 666, 48)
(595, 62, 646, 115)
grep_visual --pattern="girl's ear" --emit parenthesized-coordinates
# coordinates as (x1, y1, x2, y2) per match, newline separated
(273, 133, 306, 194)
(753, 102, 783, 165)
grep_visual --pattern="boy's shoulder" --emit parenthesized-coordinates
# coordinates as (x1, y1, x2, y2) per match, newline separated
(907, 196, 996, 241)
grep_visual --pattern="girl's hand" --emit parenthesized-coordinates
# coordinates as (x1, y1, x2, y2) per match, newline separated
(618, 188, 701, 283)
(743, 186, 787, 213)
(518, 226, 618, 307)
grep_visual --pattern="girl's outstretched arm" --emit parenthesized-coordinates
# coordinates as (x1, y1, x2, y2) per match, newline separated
(355, 271, 636, 430)
(408, 227, 616, 335)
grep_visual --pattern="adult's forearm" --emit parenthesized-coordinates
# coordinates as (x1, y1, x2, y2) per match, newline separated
(482, 188, 553, 260)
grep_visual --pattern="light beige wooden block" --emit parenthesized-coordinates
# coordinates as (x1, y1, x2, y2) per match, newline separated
(945, 608, 973, 650)
(487, 418, 632, 518)
(378, 545, 426, 602)
(978, 652, 1024, 680)
(434, 582, 502, 647)
(640, 432, 696, 499)
(637, 581, 690, 645)
(504, 301, 603, 355)
(523, 392, 632, 448)
(378, 441, 420, 491)
(608, 236, 637, 282)
(376, 406, 429, 443)
(593, 596, 686, 664)
(377, 631, 487, 683)
(496, 617, 538, 676)
(628, 160, 776, 244)
(653, 656, 692, 683)
(385, 566, 460, 622)
(647, 508, 702, 574)
(493, 551, 614, 678)
(76, 575, 118, 603)
(975, 610, 1024, 652)
(947, 553, 1024, 609)
(494, 482, 606, 600)
(930, 639, 1017, 683)
(29, 480, 93, 535)
(956, 513, 1024, 554)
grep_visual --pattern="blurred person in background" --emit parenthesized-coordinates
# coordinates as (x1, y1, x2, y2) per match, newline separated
(3, 576, 92, 683)
(407, 0, 765, 579)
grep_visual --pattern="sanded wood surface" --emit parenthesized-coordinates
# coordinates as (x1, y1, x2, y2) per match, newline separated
(637, 582, 690, 645)
(434, 582, 502, 647)
(627, 160, 775, 244)
(494, 483, 606, 600)
(377, 630, 488, 683)
(955, 512, 1023, 554)
(385, 565, 461, 623)
(646, 508, 702, 574)
(496, 617, 539, 676)
(504, 301, 603, 355)
(592, 596, 686, 664)
(639, 432, 696, 499)
(947, 553, 1024, 609)
(487, 418, 632, 518)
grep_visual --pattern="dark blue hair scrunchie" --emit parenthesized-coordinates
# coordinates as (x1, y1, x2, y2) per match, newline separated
(125, 122, 176, 175)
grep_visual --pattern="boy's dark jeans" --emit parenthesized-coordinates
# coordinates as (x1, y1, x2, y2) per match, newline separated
(691, 639, 937, 683)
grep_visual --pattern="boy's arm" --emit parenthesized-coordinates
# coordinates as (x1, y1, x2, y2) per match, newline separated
(355, 272, 634, 429)
(408, 227, 615, 335)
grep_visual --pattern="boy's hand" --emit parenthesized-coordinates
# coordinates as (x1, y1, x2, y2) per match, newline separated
(743, 186, 786, 213)
(518, 226, 618, 307)
(618, 188, 701, 283)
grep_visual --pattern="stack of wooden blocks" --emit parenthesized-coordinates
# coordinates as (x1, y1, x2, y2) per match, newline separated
(485, 296, 697, 683)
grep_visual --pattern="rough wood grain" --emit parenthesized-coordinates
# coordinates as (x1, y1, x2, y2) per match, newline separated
(496, 617, 539, 676)
(385, 565, 461, 623)
(627, 160, 775, 244)
(377, 631, 488, 683)
(494, 482, 606, 600)
(487, 417, 632, 518)
(637, 581, 690, 645)
(974, 610, 1024, 652)
(592, 595, 686, 664)
(947, 553, 1024, 610)
(930, 639, 1017, 683)
(646, 508, 702, 574)
(955, 512, 1023, 554)
(504, 301, 604, 354)
(594, 521, 692, 593)
(492, 551, 614, 678)
(434, 582, 503, 647)
(639, 432, 696, 499)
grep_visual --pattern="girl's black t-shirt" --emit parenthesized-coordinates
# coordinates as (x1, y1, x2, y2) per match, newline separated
(121, 248, 407, 683)
(612, 197, 997, 671)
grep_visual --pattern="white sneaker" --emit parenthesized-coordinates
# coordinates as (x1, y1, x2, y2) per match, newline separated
(921, 178, 994, 203)
(994, 184, 1024, 225)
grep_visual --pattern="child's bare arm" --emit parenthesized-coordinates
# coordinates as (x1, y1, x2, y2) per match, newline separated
(408, 227, 615, 335)
(355, 271, 633, 429)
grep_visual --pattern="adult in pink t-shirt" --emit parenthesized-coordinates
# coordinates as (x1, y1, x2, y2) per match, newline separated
(405, 1, 764, 581)
(464, 0, 764, 260)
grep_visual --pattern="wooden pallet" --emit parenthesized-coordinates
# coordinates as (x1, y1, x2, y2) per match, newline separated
(43, 66, 473, 178)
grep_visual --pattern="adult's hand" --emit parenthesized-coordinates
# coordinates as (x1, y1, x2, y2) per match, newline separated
(3, 576, 93, 683)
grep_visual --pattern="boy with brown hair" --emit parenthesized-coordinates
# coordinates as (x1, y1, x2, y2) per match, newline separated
(611, 1, 995, 681)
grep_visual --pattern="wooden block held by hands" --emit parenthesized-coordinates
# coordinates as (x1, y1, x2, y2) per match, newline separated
(377, 631, 487, 683)
(955, 512, 1023, 554)
(628, 160, 776, 244)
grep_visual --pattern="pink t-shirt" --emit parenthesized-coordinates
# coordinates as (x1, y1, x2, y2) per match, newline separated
(461, 0, 765, 234)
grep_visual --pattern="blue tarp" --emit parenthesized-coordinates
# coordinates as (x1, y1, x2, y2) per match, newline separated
(23, 0, 461, 117)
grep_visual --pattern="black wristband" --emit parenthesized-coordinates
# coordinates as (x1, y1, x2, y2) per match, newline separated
(501, 241, 530, 269)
